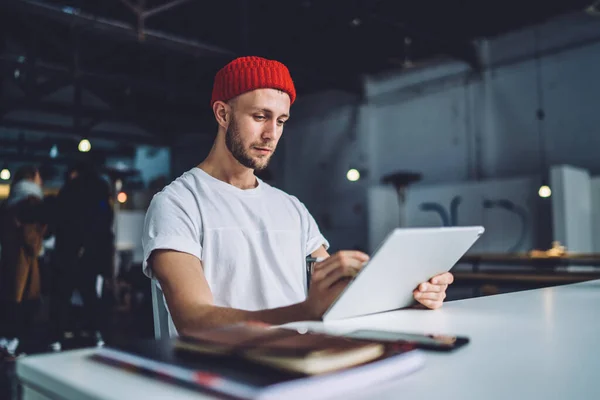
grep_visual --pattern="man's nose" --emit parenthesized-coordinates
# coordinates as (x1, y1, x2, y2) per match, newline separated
(262, 120, 278, 140)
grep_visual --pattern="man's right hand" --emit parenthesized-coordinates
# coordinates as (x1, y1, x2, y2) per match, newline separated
(303, 251, 370, 319)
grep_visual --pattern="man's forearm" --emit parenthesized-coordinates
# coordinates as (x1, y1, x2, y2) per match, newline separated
(175, 301, 316, 334)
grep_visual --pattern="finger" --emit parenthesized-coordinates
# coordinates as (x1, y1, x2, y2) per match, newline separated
(314, 253, 367, 278)
(329, 276, 352, 292)
(320, 265, 360, 289)
(414, 291, 446, 302)
(417, 282, 447, 293)
(430, 272, 454, 285)
(343, 250, 370, 262)
(418, 299, 443, 310)
(312, 260, 350, 279)
(320, 266, 360, 289)
(330, 250, 370, 262)
(313, 250, 369, 270)
(311, 259, 361, 283)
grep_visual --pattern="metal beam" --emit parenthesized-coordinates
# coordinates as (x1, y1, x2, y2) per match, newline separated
(73, 30, 83, 134)
(117, 0, 195, 40)
(2, 0, 367, 102)
(0, 53, 204, 98)
(4, 0, 235, 58)
(2, 0, 363, 96)
(117, 0, 140, 15)
(0, 152, 75, 164)
(80, 82, 168, 141)
(0, 118, 165, 145)
(34, 76, 73, 99)
(81, 118, 103, 134)
(84, 44, 130, 72)
(18, 12, 71, 60)
(143, 0, 194, 19)
(0, 138, 134, 158)
(370, 14, 482, 73)
(0, 98, 202, 128)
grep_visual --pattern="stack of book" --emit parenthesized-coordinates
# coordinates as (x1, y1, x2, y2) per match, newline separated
(92, 322, 424, 399)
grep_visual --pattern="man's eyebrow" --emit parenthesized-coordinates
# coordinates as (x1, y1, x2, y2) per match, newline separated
(252, 108, 290, 119)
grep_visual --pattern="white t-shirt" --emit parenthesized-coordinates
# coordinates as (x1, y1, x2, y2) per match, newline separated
(142, 167, 329, 335)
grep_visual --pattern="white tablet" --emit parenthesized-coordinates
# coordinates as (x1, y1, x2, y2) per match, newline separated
(322, 226, 484, 321)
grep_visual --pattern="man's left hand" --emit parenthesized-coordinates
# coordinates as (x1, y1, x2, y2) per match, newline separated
(413, 272, 454, 309)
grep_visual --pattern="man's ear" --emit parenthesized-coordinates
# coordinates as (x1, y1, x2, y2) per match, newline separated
(212, 101, 230, 129)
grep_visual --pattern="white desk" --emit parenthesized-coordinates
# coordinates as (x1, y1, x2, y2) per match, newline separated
(17, 280, 600, 400)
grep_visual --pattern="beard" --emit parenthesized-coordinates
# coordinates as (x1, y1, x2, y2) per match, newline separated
(225, 117, 273, 171)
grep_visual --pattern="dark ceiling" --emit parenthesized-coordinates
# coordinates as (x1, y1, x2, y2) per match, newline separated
(0, 0, 594, 150)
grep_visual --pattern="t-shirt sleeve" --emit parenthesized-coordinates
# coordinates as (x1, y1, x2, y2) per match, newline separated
(295, 199, 329, 256)
(142, 191, 202, 279)
(306, 213, 329, 256)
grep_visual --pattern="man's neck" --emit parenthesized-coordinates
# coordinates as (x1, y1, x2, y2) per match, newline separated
(198, 142, 257, 190)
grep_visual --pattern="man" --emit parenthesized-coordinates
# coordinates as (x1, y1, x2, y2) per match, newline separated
(0, 165, 46, 356)
(50, 162, 114, 349)
(143, 56, 453, 336)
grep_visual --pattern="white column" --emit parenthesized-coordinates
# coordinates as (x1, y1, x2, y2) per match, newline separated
(550, 165, 592, 252)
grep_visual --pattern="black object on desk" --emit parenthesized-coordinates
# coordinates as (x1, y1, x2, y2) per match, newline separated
(343, 330, 470, 352)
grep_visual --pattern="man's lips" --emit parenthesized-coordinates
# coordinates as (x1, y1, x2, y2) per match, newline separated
(253, 146, 273, 153)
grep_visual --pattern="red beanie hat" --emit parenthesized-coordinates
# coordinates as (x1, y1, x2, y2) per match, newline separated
(211, 56, 296, 107)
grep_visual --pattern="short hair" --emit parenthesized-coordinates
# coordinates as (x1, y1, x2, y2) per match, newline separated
(65, 161, 95, 180)
(11, 165, 39, 187)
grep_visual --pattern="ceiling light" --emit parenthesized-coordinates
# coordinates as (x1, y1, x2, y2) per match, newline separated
(0, 168, 10, 180)
(78, 138, 91, 152)
(347, 169, 360, 182)
(538, 185, 551, 198)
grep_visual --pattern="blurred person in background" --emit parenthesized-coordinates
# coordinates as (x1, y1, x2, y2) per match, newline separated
(49, 162, 115, 350)
(0, 165, 46, 357)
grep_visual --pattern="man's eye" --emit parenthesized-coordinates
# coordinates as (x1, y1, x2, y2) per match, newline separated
(277, 120, 286, 126)
(254, 115, 266, 121)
